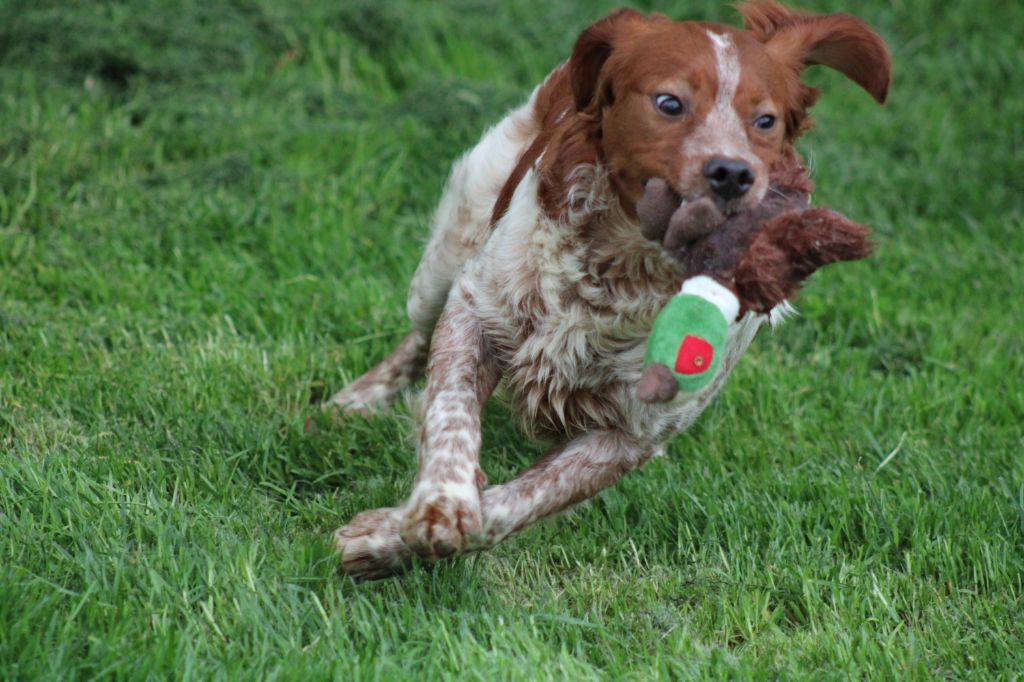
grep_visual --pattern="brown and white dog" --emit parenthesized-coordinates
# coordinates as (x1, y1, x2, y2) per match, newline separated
(327, 1, 891, 579)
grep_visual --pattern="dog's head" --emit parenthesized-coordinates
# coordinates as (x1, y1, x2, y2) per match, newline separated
(568, 1, 890, 218)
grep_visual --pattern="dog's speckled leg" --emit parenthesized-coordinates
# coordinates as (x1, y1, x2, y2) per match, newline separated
(399, 283, 499, 559)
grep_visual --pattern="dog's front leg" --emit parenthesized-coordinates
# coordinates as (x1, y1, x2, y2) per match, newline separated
(335, 285, 497, 578)
(397, 284, 499, 560)
(473, 430, 655, 549)
(335, 429, 652, 579)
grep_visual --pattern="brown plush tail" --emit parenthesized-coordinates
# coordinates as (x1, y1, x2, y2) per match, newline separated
(733, 208, 874, 314)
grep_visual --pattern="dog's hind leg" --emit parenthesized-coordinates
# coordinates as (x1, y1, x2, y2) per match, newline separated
(323, 103, 535, 419)
(324, 162, 490, 419)
(320, 162, 491, 420)
(323, 330, 429, 417)
(405, 100, 538, 337)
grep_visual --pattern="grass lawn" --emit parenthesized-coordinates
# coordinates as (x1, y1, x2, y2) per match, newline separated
(1, 0, 1022, 678)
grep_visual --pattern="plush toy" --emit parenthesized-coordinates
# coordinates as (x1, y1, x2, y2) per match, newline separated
(636, 154, 874, 403)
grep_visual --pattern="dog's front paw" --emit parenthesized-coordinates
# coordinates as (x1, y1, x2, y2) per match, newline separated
(399, 486, 481, 560)
(334, 507, 412, 581)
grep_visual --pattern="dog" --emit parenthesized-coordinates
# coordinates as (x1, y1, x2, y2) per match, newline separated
(327, 0, 891, 580)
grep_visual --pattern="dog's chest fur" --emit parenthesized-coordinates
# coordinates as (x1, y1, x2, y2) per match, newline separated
(460, 169, 766, 442)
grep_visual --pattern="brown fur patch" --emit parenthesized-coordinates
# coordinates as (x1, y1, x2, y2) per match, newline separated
(490, 65, 574, 227)
(738, 1, 891, 138)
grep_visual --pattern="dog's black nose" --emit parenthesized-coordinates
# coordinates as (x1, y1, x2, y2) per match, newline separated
(703, 157, 755, 200)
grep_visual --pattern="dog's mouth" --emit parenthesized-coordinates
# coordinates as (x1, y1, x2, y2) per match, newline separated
(637, 179, 731, 249)
(711, 194, 747, 217)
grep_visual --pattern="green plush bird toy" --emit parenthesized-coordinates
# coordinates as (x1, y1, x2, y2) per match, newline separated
(643, 275, 738, 395)
(635, 155, 875, 404)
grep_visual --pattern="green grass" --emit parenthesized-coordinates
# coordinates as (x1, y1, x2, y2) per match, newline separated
(1, 0, 1022, 678)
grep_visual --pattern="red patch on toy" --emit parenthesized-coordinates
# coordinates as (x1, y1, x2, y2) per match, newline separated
(674, 336, 714, 375)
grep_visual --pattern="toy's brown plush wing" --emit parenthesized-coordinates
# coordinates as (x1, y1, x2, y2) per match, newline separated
(733, 208, 874, 314)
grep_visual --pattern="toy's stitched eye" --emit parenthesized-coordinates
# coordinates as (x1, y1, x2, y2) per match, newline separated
(753, 114, 777, 131)
(654, 94, 686, 118)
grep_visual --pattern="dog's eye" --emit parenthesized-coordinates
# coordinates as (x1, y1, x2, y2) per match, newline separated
(654, 94, 686, 118)
(753, 114, 777, 131)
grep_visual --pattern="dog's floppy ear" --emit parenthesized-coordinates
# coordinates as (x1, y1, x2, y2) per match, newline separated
(569, 9, 645, 112)
(739, 0, 892, 104)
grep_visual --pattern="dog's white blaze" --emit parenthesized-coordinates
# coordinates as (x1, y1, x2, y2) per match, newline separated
(682, 31, 750, 161)
(709, 31, 740, 115)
